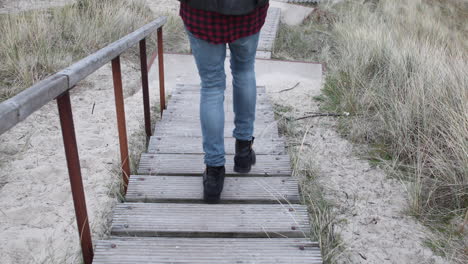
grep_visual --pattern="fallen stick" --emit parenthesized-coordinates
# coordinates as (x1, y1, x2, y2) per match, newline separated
(279, 82, 300, 93)
(295, 113, 343, 120)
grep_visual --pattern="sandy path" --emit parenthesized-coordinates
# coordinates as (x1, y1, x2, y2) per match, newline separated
(0, 1, 178, 263)
(268, 80, 447, 264)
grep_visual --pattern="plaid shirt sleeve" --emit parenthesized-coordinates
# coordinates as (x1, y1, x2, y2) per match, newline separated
(179, 2, 269, 44)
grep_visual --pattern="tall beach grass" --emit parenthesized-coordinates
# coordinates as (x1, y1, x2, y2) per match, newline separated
(275, 0, 467, 261)
(0, 0, 158, 102)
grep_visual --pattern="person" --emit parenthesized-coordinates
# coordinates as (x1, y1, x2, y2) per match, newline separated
(178, 0, 270, 203)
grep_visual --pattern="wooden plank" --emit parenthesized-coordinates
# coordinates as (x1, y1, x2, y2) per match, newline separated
(138, 154, 292, 176)
(93, 238, 322, 264)
(153, 124, 280, 139)
(166, 100, 273, 112)
(169, 90, 270, 101)
(147, 136, 286, 155)
(111, 203, 310, 238)
(172, 84, 267, 93)
(153, 119, 280, 138)
(0, 75, 68, 135)
(126, 176, 300, 203)
(58, 17, 167, 87)
(258, 7, 281, 53)
(161, 109, 276, 122)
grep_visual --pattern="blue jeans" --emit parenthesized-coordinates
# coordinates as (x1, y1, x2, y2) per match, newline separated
(187, 31, 260, 167)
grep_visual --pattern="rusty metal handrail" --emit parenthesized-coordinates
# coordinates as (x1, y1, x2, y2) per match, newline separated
(0, 16, 167, 264)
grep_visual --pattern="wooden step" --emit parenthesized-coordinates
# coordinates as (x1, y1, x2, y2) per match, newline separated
(153, 120, 280, 138)
(138, 154, 292, 176)
(166, 100, 273, 113)
(93, 238, 322, 264)
(169, 90, 270, 102)
(126, 176, 300, 203)
(111, 203, 310, 238)
(161, 110, 276, 122)
(147, 136, 286, 155)
(172, 84, 267, 93)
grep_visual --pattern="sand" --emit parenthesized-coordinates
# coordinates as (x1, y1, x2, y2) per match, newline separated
(0, 0, 451, 263)
(267, 72, 447, 264)
(0, 1, 178, 263)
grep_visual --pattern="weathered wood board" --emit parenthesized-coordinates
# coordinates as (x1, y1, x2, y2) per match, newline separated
(161, 110, 276, 123)
(93, 238, 323, 264)
(126, 176, 300, 203)
(138, 154, 292, 176)
(147, 136, 286, 155)
(153, 120, 280, 138)
(92, 81, 322, 263)
(171, 84, 267, 93)
(111, 203, 310, 238)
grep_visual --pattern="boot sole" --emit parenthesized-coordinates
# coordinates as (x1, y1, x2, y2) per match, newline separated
(233, 154, 256, 174)
(204, 191, 221, 204)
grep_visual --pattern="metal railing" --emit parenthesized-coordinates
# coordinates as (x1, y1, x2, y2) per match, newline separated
(0, 17, 167, 264)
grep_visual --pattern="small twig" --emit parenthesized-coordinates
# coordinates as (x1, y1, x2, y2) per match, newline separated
(91, 102, 96, 115)
(460, 209, 468, 233)
(279, 82, 300, 93)
(295, 113, 344, 120)
(359, 252, 367, 260)
(0, 208, 7, 217)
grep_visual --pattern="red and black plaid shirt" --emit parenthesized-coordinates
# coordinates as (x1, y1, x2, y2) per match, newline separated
(179, 2, 269, 44)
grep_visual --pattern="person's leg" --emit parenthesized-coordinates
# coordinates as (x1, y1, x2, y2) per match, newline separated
(228, 32, 260, 173)
(228, 32, 260, 141)
(187, 31, 227, 167)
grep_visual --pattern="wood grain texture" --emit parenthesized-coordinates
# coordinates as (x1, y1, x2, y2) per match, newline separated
(0, 75, 68, 135)
(147, 136, 286, 155)
(93, 238, 322, 264)
(59, 17, 167, 87)
(258, 8, 281, 53)
(153, 119, 280, 138)
(166, 100, 273, 112)
(169, 90, 270, 101)
(138, 154, 292, 176)
(172, 84, 267, 93)
(161, 110, 275, 123)
(93, 80, 322, 263)
(111, 203, 310, 238)
(126, 176, 300, 203)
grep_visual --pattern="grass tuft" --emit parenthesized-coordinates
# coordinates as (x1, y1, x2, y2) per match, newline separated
(274, 104, 343, 263)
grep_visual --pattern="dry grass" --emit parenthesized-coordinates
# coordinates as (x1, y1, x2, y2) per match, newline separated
(0, 0, 160, 102)
(323, 0, 466, 261)
(274, 104, 343, 264)
(274, 0, 467, 261)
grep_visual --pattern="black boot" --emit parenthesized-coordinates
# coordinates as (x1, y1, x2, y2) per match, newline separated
(234, 137, 256, 173)
(203, 165, 225, 204)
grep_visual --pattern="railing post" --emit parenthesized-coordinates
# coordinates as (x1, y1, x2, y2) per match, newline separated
(111, 56, 131, 193)
(56, 91, 93, 264)
(157, 27, 166, 116)
(139, 38, 152, 140)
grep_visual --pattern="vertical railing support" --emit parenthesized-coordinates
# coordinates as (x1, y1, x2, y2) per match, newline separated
(157, 27, 166, 117)
(139, 38, 152, 140)
(111, 56, 131, 193)
(57, 91, 94, 264)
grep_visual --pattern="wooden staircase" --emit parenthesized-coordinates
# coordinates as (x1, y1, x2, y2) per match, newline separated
(92, 84, 323, 263)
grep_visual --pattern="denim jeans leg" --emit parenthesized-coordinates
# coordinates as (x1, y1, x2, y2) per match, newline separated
(228, 32, 260, 141)
(187, 31, 227, 167)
